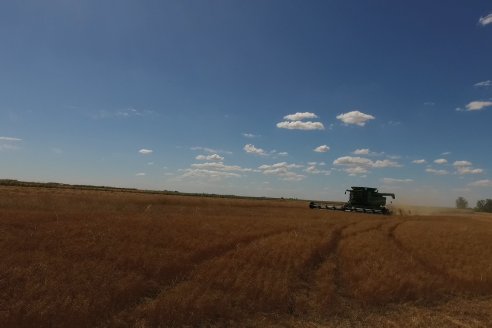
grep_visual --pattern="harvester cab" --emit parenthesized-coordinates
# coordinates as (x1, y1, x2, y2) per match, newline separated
(310, 186, 396, 214)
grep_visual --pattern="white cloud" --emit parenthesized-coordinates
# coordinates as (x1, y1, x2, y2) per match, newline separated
(333, 156, 400, 176)
(353, 148, 370, 155)
(191, 162, 251, 172)
(117, 108, 153, 117)
(0, 136, 22, 151)
(139, 149, 153, 155)
(276, 121, 325, 130)
(336, 110, 375, 126)
(382, 178, 413, 184)
(242, 133, 259, 138)
(277, 152, 288, 156)
(93, 108, 154, 119)
(453, 160, 472, 167)
(412, 159, 427, 164)
(478, 13, 492, 26)
(345, 166, 369, 176)
(258, 162, 305, 181)
(465, 101, 492, 111)
(474, 80, 492, 88)
(452, 161, 483, 175)
(441, 151, 451, 156)
(456, 167, 483, 175)
(277, 112, 324, 131)
(196, 154, 224, 162)
(181, 169, 241, 179)
(426, 168, 449, 175)
(283, 112, 318, 121)
(372, 159, 401, 168)
(244, 144, 267, 156)
(180, 159, 252, 180)
(191, 146, 232, 155)
(434, 158, 447, 164)
(136, 172, 146, 176)
(304, 163, 331, 175)
(333, 156, 374, 166)
(0, 136, 22, 141)
(469, 179, 492, 187)
(314, 145, 330, 153)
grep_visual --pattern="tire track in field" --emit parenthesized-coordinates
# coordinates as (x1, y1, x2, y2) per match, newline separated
(386, 221, 452, 279)
(290, 220, 384, 315)
(385, 221, 485, 293)
(331, 220, 387, 304)
(107, 227, 301, 324)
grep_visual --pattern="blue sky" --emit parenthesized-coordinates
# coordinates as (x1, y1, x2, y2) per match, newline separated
(1, 0, 492, 206)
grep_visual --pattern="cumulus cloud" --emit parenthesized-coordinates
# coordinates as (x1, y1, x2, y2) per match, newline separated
(353, 148, 370, 155)
(277, 112, 324, 130)
(304, 163, 331, 175)
(453, 160, 483, 175)
(333, 156, 400, 175)
(283, 112, 318, 121)
(372, 159, 401, 168)
(196, 154, 224, 162)
(336, 110, 375, 126)
(412, 159, 427, 164)
(276, 121, 325, 130)
(180, 159, 252, 180)
(382, 178, 413, 184)
(138, 148, 153, 155)
(478, 13, 492, 26)
(426, 168, 449, 175)
(457, 167, 483, 175)
(0, 136, 22, 141)
(465, 101, 492, 111)
(333, 156, 374, 167)
(469, 179, 492, 187)
(258, 162, 305, 181)
(191, 162, 251, 172)
(453, 160, 472, 167)
(434, 158, 447, 164)
(314, 145, 330, 153)
(244, 144, 267, 156)
(474, 80, 492, 88)
(345, 166, 369, 176)
(181, 169, 241, 179)
(191, 146, 232, 155)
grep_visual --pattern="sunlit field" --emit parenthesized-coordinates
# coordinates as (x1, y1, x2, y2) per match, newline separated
(1, 186, 492, 327)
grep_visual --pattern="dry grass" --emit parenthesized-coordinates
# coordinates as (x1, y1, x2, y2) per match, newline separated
(1, 186, 491, 327)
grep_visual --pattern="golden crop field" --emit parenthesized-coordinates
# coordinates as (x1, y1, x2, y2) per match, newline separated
(1, 186, 491, 327)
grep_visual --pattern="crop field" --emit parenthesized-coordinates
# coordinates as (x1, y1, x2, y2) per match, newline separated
(1, 186, 492, 327)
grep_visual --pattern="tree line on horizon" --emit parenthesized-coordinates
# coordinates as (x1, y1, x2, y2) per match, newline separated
(456, 196, 492, 213)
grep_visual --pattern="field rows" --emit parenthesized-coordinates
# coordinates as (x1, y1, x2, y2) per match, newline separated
(1, 186, 492, 327)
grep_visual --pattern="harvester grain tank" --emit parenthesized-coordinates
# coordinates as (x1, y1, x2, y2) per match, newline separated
(309, 186, 395, 214)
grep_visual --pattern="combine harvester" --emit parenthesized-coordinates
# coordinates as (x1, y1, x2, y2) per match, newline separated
(309, 186, 396, 215)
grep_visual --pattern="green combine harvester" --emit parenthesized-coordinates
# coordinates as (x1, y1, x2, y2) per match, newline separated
(309, 186, 396, 215)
